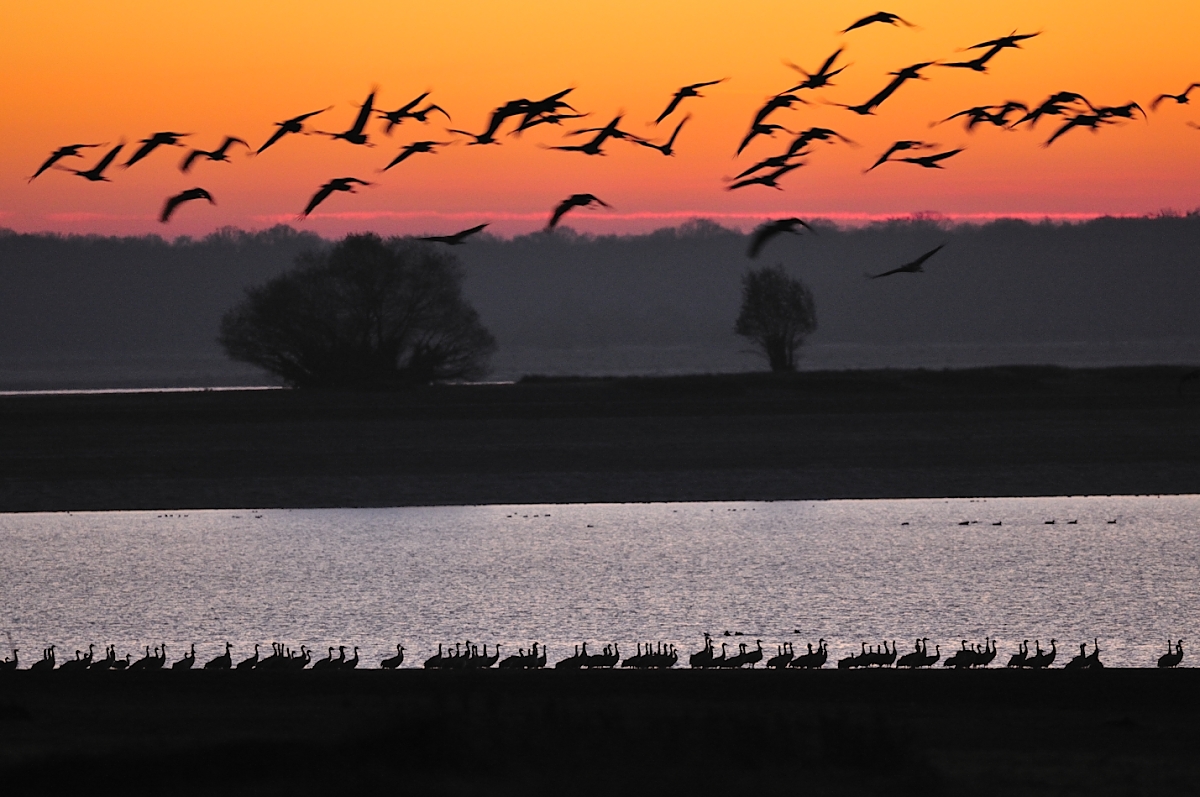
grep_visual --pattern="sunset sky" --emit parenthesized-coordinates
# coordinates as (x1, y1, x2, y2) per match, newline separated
(4, 1, 1200, 237)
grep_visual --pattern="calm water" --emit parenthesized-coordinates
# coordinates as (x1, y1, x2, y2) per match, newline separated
(1, 496, 1196, 669)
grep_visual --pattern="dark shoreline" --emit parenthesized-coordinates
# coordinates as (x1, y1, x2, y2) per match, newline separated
(1, 365, 1198, 513)
(2, 669, 1197, 794)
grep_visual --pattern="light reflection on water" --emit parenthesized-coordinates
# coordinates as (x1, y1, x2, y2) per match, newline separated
(1, 496, 1196, 669)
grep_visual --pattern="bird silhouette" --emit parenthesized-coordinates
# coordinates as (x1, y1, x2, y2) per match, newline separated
(300, 177, 371, 218)
(837, 62, 935, 115)
(257, 107, 331, 154)
(726, 161, 803, 190)
(748, 217, 814, 257)
(1157, 639, 1184, 668)
(1152, 84, 1200, 110)
(320, 91, 377, 146)
(841, 11, 917, 33)
(1094, 101, 1146, 120)
(896, 148, 964, 168)
(203, 642, 232, 670)
(786, 126, 857, 154)
(783, 47, 848, 92)
(968, 30, 1041, 51)
(124, 132, 190, 168)
(160, 187, 215, 223)
(513, 88, 577, 132)
(378, 92, 450, 133)
(1043, 114, 1110, 147)
(936, 102, 1027, 130)
(654, 79, 725, 124)
(59, 143, 125, 182)
(180, 137, 249, 173)
(1012, 92, 1094, 127)
(736, 122, 795, 156)
(865, 140, 935, 172)
(868, 243, 945, 279)
(449, 98, 534, 145)
(512, 111, 589, 135)
(380, 140, 452, 171)
(634, 114, 690, 155)
(940, 45, 1006, 73)
(549, 114, 645, 155)
(419, 223, 489, 244)
(29, 144, 104, 182)
(733, 152, 804, 180)
(547, 193, 610, 229)
(381, 644, 405, 669)
(749, 93, 808, 130)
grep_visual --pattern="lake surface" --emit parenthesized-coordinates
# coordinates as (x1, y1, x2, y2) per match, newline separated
(1, 496, 1196, 669)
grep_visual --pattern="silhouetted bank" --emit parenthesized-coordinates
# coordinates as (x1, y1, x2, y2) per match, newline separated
(1, 366, 1197, 512)
(0, 670, 1197, 794)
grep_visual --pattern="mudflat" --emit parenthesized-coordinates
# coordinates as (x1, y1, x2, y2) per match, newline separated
(1, 366, 1197, 512)
(0, 669, 1196, 794)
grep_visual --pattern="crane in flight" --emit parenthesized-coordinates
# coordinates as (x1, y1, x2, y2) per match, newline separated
(380, 140, 452, 171)
(940, 45, 1006, 73)
(868, 244, 945, 279)
(654, 79, 725, 124)
(783, 47, 848, 92)
(1012, 92, 1094, 127)
(160, 187, 214, 223)
(378, 92, 450, 133)
(257, 107, 330, 154)
(836, 62, 935, 115)
(896, 148, 964, 168)
(125, 133, 190, 168)
(549, 114, 646, 156)
(865, 140, 935, 172)
(181, 137, 249, 173)
(547, 193, 610, 229)
(841, 11, 917, 34)
(419, 223, 489, 245)
(747, 217, 814, 258)
(1043, 114, 1110, 147)
(29, 143, 104, 182)
(58, 143, 124, 182)
(736, 122, 794, 156)
(726, 161, 803, 190)
(320, 91, 377, 146)
(450, 98, 536, 145)
(300, 177, 371, 218)
(935, 102, 1027, 130)
(1152, 84, 1200, 110)
(634, 115, 690, 156)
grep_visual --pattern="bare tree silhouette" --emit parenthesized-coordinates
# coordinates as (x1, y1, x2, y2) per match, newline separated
(734, 264, 817, 372)
(219, 234, 495, 388)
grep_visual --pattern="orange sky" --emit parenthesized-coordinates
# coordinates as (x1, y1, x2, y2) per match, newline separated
(4, 1, 1200, 237)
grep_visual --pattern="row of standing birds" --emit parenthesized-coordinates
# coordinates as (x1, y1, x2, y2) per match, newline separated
(25, 11, 1200, 227)
(1, 638, 1183, 671)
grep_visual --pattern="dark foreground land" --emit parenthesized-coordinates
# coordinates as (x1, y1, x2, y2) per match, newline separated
(1, 670, 1197, 795)
(1, 366, 1198, 512)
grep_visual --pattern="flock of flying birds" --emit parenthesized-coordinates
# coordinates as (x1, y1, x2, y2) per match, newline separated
(25, 11, 1200, 273)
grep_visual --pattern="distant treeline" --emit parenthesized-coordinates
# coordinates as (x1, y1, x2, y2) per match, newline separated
(1, 215, 1198, 384)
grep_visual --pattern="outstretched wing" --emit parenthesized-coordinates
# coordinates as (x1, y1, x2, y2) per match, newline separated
(547, 199, 572, 229)
(747, 225, 778, 258)
(257, 126, 290, 154)
(160, 193, 185, 223)
(302, 184, 335, 217)
(180, 149, 204, 173)
(123, 140, 159, 168)
(655, 92, 685, 125)
(30, 150, 67, 182)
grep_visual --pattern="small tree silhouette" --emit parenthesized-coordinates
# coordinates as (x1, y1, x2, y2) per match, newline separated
(734, 264, 817, 372)
(219, 233, 495, 387)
